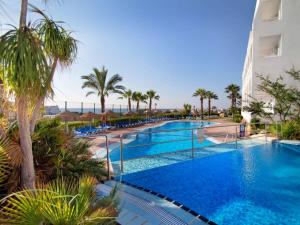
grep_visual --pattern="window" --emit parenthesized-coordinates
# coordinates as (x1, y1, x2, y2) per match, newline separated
(260, 0, 281, 21)
(259, 35, 282, 57)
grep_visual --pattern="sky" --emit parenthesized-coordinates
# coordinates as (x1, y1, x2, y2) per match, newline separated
(0, 0, 256, 109)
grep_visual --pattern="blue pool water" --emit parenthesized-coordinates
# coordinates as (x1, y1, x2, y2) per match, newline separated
(110, 121, 216, 161)
(122, 142, 300, 225)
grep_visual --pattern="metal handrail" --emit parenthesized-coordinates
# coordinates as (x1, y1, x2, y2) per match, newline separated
(116, 122, 279, 173)
(96, 134, 111, 180)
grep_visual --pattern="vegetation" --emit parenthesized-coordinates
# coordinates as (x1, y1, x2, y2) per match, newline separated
(193, 88, 207, 120)
(225, 84, 241, 115)
(145, 90, 160, 112)
(0, 176, 118, 225)
(206, 91, 218, 117)
(81, 67, 125, 113)
(132, 92, 147, 112)
(0, 1, 118, 224)
(243, 68, 300, 140)
(32, 119, 106, 183)
(183, 104, 192, 115)
(119, 89, 133, 112)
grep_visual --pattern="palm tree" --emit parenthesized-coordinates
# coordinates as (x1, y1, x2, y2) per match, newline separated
(0, 10, 50, 189)
(29, 7, 77, 134)
(206, 91, 218, 117)
(119, 89, 133, 112)
(183, 104, 192, 115)
(193, 88, 207, 120)
(225, 84, 241, 113)
(0, 1, 78, 188)
(81, 67, 125, 113)
(0, 176, 118, 224)
(132, 92, 147, 112)
(146, 90, 160, 112)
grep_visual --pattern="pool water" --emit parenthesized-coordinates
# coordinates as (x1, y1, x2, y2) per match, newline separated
(109, 121, 216, 162)
(121, 142, 300, 225)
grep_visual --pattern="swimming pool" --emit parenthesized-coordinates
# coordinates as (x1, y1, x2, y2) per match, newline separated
(109, 121, 216, 162)
(121, 142, 300, 224)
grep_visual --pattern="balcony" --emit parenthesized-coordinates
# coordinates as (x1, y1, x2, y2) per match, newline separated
(260, 0, 281, 22)
(259, 35, 281, 57)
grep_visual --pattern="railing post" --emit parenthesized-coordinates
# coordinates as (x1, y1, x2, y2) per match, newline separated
(81, 102, 83, 114)
(275, 121, 278, 139)
(93, 103, 96, 114)
(120, 135, 124, 173)
(105, 135, 110, 180)
(235, 125, 238, 149)
(191, 129, 194, 158)
(265, 123, 267, 144)
(65, 101, 67, 111)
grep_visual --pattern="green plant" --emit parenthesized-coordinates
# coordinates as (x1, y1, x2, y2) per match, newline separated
(32, 119, 106, 183)
(225, 84, 241, 113)
(81, 67, 125, 113)
(183, 104, 192, 115)
(233, 114, 243, 123)
(0, 176, 118, 225)
(118, 89, 133, 112)
(132, 92, 147, 112)
(145, 90, 160, 112)
(206, 91, 218, 117)
(193, 88, 207, 120)
(279, 120, 300, 140)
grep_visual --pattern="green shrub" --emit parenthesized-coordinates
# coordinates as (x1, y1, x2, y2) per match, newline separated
(233, 114, 243, 123)
(280, 120, 300, 140)
(33, 118, 106, 182)
(268, 120, 300, 140)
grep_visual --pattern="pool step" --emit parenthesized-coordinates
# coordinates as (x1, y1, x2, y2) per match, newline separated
(97, 181, 207, 225)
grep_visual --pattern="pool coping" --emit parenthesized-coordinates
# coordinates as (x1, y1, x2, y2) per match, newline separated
(112, 177, 217, 225)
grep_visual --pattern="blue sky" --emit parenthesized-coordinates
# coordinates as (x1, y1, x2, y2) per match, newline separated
(0, 0, 256, 109)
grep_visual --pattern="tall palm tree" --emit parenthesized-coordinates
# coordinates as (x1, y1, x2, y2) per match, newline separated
(0, 9, 50, 188)
(132, 92, 147, 112)
(193, 88, 207, 120)
(206, 91, 218, 117)
(81, 67, 125, 113)
(225, 84, 241, 112)
(146, 90, 160, 112)
(29, 7, 77, 134)
(119, 89, 133, 112)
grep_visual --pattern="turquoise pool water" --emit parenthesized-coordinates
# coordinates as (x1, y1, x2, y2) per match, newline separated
(109, 121, 216, 162)
(122, 142, 300, 224)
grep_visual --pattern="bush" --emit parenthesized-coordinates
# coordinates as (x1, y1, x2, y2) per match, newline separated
(269, 119, 300, 140)
(33, 118, 106, 183)
(280, 120, 300, 140)
(233, 114, 243, 123)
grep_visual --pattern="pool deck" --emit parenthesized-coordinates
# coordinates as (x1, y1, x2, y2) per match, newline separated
(97, 180, 209, 225)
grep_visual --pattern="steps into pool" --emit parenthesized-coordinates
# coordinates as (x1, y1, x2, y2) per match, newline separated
(97, 180, 207, 225)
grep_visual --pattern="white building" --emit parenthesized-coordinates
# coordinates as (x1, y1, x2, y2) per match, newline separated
(241, 0, 300, 122)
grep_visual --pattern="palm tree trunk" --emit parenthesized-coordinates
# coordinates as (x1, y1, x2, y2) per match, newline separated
(208, 99, 211, 117)
(200, 98, 204, 120)
(128, 99, 131, 112)
(19, 0, 28, 27)
(136, 101, 139, 112)
(18, 0, 35, 189)
(30, 58, 58, 134)
(101, 95, 105, 113)
(17, 96, 35, 188)
(149, 98, 152, 112)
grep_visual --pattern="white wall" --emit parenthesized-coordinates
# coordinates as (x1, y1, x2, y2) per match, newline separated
(242, 0, 300, 122)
